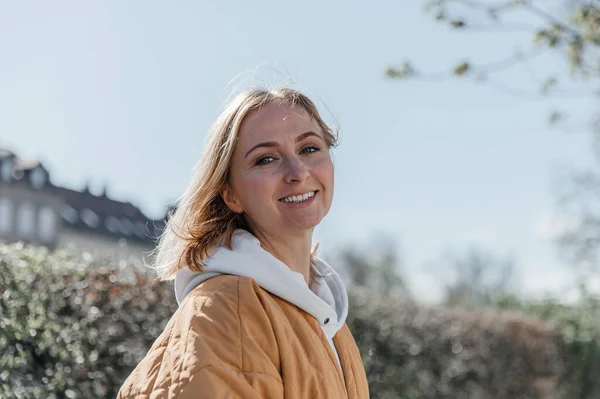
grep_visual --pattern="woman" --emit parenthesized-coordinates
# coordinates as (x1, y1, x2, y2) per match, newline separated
(117, 87, 370, 398)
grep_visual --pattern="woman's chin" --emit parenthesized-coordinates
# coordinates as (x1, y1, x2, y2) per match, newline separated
(285, 215, 324, 231)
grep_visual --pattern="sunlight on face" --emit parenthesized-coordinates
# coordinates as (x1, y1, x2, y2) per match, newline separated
(222, 102, 334, 237)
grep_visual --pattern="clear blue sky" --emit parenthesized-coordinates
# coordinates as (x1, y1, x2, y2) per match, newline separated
(1, 1, 595, 302)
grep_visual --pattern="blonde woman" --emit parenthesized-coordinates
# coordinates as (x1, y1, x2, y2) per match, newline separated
(117, 88, 369, 398)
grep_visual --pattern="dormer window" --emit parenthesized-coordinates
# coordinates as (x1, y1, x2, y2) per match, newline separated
(119, 218, 134, 236)
(61, 205, 78, 224)
(80, 208, 100, 228)
(0, 160, 12, 181)
(135, 221, 148, 238)
(105, 216, 120, 233)
(30, 167, 47, 189)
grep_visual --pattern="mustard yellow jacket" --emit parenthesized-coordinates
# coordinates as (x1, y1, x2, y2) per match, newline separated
(117, 275, 370, 398)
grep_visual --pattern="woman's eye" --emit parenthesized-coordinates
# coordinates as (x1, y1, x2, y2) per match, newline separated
(255, 147, 318, 166)
(302, 146, 320, 154)
(255, 156, 274, 166)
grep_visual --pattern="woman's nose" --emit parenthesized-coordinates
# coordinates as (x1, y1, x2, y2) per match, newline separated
(284, 156, 310, 183)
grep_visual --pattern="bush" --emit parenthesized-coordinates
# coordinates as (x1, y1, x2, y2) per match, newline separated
(347, 288, 567, 399)
(0, 243, 177, 399)
(495, 292, 600, 399)
(2, 243, 599, 398)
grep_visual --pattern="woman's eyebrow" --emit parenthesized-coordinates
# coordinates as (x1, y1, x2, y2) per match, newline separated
(244, 131, 322, 159)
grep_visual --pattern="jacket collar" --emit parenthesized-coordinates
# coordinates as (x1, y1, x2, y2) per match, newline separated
(174, 229, 348, 338)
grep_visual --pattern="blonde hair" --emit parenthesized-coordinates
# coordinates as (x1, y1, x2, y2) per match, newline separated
(152, 87, 339, 281)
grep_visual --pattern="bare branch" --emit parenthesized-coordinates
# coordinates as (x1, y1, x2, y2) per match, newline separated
(399, 0, 600, 271)
(524, 1, 586, 40)
(387, 48, 544, 81)
(482, 79, 552, 99)
(446, 0, 521, 13)
(482, 47, 546, 73)
(460, 22, 539, 32)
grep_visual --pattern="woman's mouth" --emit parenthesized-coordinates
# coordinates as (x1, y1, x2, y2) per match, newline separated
(279, 190, 318, 204)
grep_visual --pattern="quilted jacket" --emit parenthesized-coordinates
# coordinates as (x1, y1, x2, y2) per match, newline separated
(116, 275, 370, 398)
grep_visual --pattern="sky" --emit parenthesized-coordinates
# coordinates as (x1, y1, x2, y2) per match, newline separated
(1, 0, 597, 303)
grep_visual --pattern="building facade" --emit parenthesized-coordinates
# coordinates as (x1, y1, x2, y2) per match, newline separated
(0, 148, 165, 259)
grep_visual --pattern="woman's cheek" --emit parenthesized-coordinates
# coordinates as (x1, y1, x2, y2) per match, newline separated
(315, 156, 334, 179)
(246, 172, 273, 191)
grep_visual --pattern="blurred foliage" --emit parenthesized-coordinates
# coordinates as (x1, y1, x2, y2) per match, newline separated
(556, 130, 600, 272)
(442, 246, 517, 307)
(495, 287, 600, 399)
(337, 241, 407, 296)
(349, 285, 600, 398)
(386, 0, 600, 97)
(1, 242, 599, 398)
(348, 287, 564, 399)
(0, 242, 177, 399)
(386, 0, 600, 275)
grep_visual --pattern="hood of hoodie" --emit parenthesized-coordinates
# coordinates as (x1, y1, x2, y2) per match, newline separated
(174, 229, 348, 339)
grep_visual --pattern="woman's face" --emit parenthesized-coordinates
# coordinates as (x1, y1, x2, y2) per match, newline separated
(222, 102, 334, 236)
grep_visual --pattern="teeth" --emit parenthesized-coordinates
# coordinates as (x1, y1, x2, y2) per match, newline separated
(282, 191, 315, 203)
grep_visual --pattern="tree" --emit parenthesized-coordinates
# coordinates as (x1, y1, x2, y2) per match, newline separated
(442, 246, 518, 307)
(386, 0, 600, 105)
(386, 0, 600, 273)
(335, 239, 407, 296)
(556, 130, 600, 272)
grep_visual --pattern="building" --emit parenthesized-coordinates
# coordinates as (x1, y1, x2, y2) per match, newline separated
(0, 148, 165, 259)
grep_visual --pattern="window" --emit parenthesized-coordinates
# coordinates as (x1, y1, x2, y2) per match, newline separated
(61, 205, 78, 224)
(119, 218, 134, 236)
(0, 197, 12, 235)
(105, 216, 120, 233)
(0, 160, 12, 181)
(80, 208, 99, 228)
(38, 206, 57, 243)
(30, 167, 47, 189)
(16, 203, 35, 239)
(135, 221, 148, 238)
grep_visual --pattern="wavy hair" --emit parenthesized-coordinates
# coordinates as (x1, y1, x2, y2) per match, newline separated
(152, 87, 339, 281)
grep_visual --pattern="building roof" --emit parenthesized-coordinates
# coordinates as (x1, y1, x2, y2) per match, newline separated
(1, 147, 166, 246)
(0, 148, 15, 159)
(14, 158, 41, 171)
(53, 185, 165, 245)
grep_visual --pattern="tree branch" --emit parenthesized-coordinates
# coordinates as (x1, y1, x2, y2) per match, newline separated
(524, 1, 585, 40)
(481, 47, 546, 73)
(461, 22, 539, 32)
(447, 0, 519, 13)
(479, 79, 552, 100)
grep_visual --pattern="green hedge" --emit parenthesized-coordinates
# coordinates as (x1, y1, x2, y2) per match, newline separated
(348, 289, 569, 399)
(1, 243, 599, 398)
(0, 243, 176, 399)
(494, 293, 600, 399)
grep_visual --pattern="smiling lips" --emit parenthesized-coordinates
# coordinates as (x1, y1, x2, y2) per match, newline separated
(279, 190, 317, 203)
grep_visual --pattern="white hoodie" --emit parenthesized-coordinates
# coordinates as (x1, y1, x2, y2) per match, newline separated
(174, 229, 349, 370)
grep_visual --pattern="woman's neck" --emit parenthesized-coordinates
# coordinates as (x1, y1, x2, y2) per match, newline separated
(253, 228, 313, 285)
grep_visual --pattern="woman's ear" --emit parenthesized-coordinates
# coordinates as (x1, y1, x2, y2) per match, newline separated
(221, 183, 244, 214)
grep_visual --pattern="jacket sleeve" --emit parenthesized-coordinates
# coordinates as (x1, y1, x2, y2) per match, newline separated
(169, 276, 283, 399)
